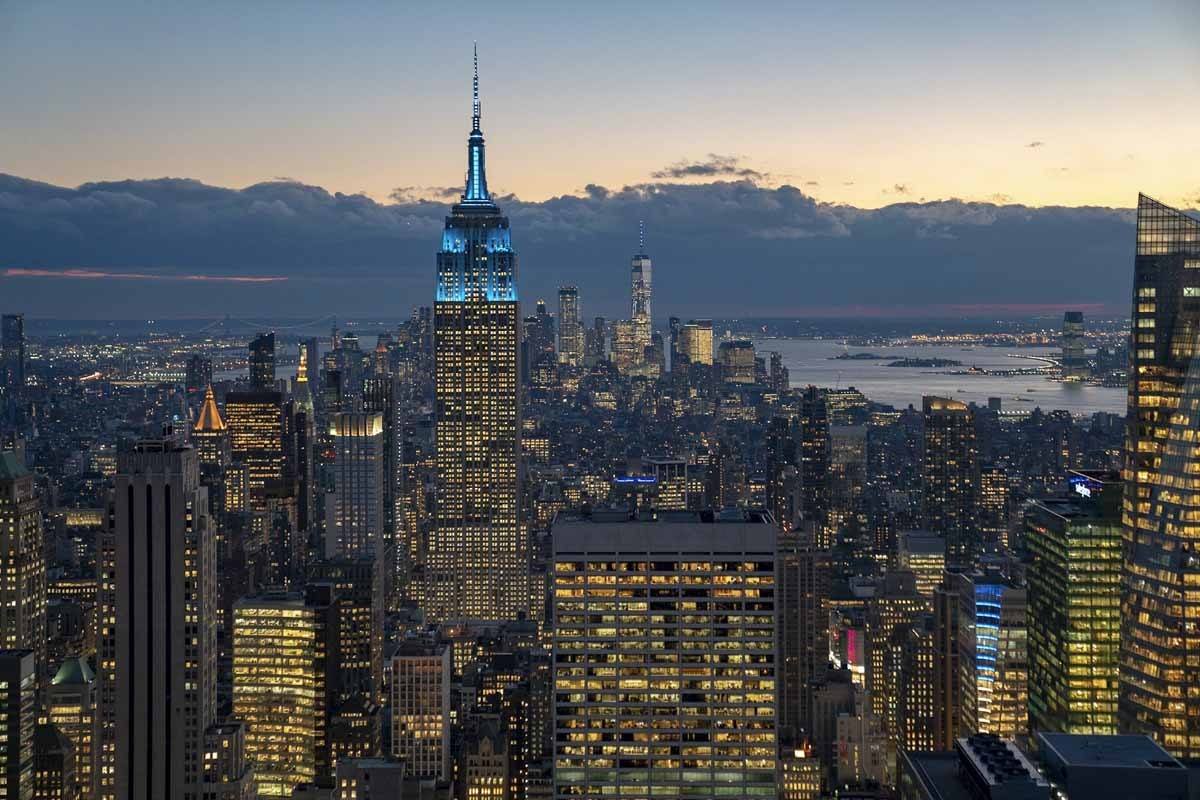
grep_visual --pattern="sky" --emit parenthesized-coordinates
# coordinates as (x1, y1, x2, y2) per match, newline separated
(1, 1, 1198, 318)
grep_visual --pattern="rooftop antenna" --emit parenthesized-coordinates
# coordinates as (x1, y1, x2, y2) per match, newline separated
(472, 42, 480, 132)
(638, 219, 645, 254)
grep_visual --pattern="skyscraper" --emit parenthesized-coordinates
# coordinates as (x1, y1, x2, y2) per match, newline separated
(0, 451, 46, 676)
(248, 332, 276, 391)
(1027, 471, 1120, 735)
(552, 513, 777, 799)
(777, 527, 831, 741)
(97, 436, 216, 800)
(0, 650, 35, 799)
(556, 286, 583, 366)
(676, 319, 713, 366)
(430, 48, 525, 622)
(46, 657, 95, 800)
(630, 222, 652, 357)
(390, 643, 451, 780)
(1061, 311, 1087, 379)
(1, 314, 25, 393)
(956, 569, 1027, 739)
(922, 396, 979, 566)
(224, 390, 285, 497)
(799, 386, 831, 539)
(1121, 195, 1200, 756)
(192, 386, 230, 470)
(328, 413, 384, 561)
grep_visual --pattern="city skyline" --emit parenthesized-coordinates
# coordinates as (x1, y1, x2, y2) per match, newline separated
(2, 4, 1199, 318)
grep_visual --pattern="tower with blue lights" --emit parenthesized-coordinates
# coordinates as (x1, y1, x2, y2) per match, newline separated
(429, 46, 526, 623)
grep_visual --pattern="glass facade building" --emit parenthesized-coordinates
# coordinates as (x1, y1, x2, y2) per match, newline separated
(1121, 194, 1200, 755)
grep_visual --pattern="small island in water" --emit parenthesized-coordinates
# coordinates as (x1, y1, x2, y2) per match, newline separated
(885, 357, 963, 368)
(830, 352, 887, 360)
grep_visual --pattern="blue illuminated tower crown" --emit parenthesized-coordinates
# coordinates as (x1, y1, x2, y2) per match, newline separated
(435, 45, 516, 303)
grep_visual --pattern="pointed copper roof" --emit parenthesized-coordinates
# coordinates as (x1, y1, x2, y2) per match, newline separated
(51, 656, 95, 685)
(194, 386, 227, 432)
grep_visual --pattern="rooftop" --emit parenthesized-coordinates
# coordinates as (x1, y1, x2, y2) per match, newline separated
(554, 511, 774, 556)
(1037, 733, 1183, 770)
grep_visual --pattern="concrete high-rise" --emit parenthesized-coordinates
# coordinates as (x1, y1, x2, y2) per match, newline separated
(97, 437, 216, 800)
(248, 332, 276, 391)
(0, 650, 35, 799)
(0, 451, 46, 676)
(922, 396, 979, 566)
(390, 643, 451, 780)
(552, 512, 777, 800)
(777, 527, 831, 741)
(430, 48, 525, 622)
(1121, 195, 1200, 756)
(556, 286, 583, 366)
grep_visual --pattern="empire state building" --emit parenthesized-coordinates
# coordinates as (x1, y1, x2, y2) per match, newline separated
(429, 48, 526, 622)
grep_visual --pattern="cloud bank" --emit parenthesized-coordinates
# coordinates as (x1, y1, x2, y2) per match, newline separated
(0, 172, 1151, 318)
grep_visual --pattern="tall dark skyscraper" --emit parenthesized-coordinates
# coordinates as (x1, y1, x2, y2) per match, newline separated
(557, 286, 583, 366)
(1061, 311, 1087, 379)
(1, 314, 25, 393)
(429, 48, 526, 622)
(799, 386, 831, 542)
(922, 396, 979, 566)
(1121, 195, 1200, 756)
(248, 332, 275, 391)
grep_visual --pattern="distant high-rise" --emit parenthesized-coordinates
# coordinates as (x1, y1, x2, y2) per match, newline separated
(98, 437, 216, 800)
(553, 514, 777, 799)
(430, 48, 525, 622)
(630, 222, 652, 356)
(1, 314, 25, 393)
(1061, 311, 1088, 379)
(676, 319, 713, 366)
(799, 386, 831, 539)
(777, 527, 831, 740)
(0, 450, 46, 675)
(718, 339, 756, 383)
(248, 332, 275, 391)
(583, 316, 606, 366)
(328, 413, 384, 561)
(556, 286, 583, 366)
(1027, 471, 1120, 735)
(192, 386, 230, 470)
(224, 390, 285, 497)
(1121, 194, 1200, 756)
(185, 354, 213, 396)
(390, 643, 451, 780)
(922, 396, 979, 566)
(610, 319, 639, 375)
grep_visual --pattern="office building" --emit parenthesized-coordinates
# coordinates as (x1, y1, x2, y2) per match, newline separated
(0, 451, 46, 675)
(97, 437, 216, 800)
(799, 386, 831, 539)
(232, 593, 322, 797)
(778, 745, 822, 800)
(224, 390, 285, 495)
(1035, 732, 1189, 800)
(1026, 471, 1120, 735)
(897, 531, 945, 599)
(887, 615, 938, 755)
(979, 464, 1009, 548)
(1121, 194, 1200, 756)
(556, 287, 582, 366)
(777, 527, 831, 740)
(248, 332, 275, 391)
(0, 650, 35, 800)
(922, 396, 979, 566)
(430, 50, 526, 623)
(201, 722, 256, 800)
(390, 643, 451, 779)
(583, 317, 606, 366)
(33, 721, 76, 800)
(552, 512, 777, 799)
(1061, 311, 1087, 379)
(185, 354, 213, 397)
(611, 319, 640, 375)
(328, 413, 385, 561)
(865, 571, 928, 732)
(1, 314, 25, 393)
(46, 658, 95, 800)
(191, 386, 230, 470)
(957, 570, 1027, 739)
(718, 339, 756, 383)
(676, 319, 713, 366)
(897, 734, 1049, 800)
(630, 224, 652, 357)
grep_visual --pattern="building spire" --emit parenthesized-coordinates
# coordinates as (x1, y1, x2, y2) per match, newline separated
(639, 220, 646, 254)
(472, 41, 480, 134)
(463, 43, 490, 203)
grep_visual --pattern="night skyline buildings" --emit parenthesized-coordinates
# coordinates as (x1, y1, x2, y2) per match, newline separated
(1120, 194, 1200, 757)
(429, 48, 526, 622)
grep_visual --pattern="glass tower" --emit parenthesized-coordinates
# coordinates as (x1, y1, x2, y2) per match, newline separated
(1121, 195, 1200, 755)
(429, 47, 526, 622)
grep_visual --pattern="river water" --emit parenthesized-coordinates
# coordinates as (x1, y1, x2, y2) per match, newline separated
(752, 339, 1125, 416)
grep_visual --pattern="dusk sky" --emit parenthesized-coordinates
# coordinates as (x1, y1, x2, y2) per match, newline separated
(2, 1, 1198, 318)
